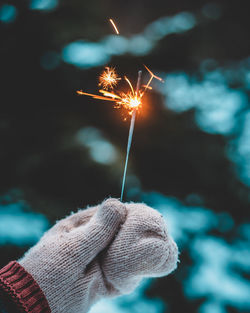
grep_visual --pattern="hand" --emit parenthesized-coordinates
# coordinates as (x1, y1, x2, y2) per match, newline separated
(19, 199, 178, 313)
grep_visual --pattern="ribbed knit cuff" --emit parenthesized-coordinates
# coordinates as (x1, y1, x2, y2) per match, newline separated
(0, 261, 51, 313)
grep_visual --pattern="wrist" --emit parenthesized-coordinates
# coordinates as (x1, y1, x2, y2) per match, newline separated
(0, 261, 51, 313)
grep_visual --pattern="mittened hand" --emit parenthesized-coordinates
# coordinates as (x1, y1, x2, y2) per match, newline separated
(102, 201, 178, 293)
(19, 198, 178, 313)
(19, 199, 127, 313)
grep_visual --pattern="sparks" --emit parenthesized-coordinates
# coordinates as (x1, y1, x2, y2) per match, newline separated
(77, 66, 163, 115)
(109, 18, 119, 34)
(141, 64, 164, 96)
(143, 64, 164, 82)
(77, 66, 163, 200)
(99, 67, 121, 90)
(117, 92, 142, 113)
(142, 84, 152, 90)
(77, 75, 143, 115)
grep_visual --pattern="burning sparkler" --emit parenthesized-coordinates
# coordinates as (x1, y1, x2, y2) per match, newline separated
(77, 65, 163, 200)
(76, 73, 143, 116)
(120, 70, 142, 201)
(77, 18, 163, 200)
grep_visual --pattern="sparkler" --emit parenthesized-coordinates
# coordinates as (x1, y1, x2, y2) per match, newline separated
(76, 18, 163, 200)
(120, 70, 142, 201)
(77, 66, 162, 200)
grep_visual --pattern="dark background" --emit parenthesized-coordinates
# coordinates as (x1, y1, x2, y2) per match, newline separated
(0, 0, 249, 312)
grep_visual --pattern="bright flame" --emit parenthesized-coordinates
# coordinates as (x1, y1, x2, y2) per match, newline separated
(109, 19, 119, 34)
(99, 67, 121, 90)
(118, 92, 142, 114)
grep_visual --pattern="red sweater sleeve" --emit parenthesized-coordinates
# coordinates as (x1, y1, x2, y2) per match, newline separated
(0, 261, 51, 313)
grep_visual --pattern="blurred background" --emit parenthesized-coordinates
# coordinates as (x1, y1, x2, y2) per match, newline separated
(0, 0, 250, 312)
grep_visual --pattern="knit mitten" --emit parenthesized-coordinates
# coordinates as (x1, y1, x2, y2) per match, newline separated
(19, 198, 178, 313)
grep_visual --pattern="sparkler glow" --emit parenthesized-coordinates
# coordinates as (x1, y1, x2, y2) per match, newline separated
(99, 67, 121, 90)
(76, 19, 163, 200)
(77, 65, 161, 114)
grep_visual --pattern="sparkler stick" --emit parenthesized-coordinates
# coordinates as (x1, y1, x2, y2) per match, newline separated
(120, 70, 142, 201)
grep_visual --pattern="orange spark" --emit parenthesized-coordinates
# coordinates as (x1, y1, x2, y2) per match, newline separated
(117, 92, 142, 114)
(77, 72, 144, 115)
(99, 90, 121, 99)
(144, 64, 164, 82)
(109, 19, 119, 34)
(77, 90, 116, 101)
(99, 67, 121, 90)
(77, 87, 142, 115)
(124, 76, 135, 95)
(142, 84, 152, 90)
(140, 64, 164, 96)
(77, 65, 163, 115)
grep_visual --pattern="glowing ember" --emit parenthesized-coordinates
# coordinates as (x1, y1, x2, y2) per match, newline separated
(118, 92, 142, 113)
(99, 67, 121, 90)
(109, 18, 119, 34)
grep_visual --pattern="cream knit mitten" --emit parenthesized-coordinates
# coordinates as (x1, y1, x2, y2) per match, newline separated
(19, 199, 178, 313)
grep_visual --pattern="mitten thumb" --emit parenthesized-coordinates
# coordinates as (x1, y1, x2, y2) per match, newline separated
(101, 202, 178, 294)
(69, 198, 126, 267)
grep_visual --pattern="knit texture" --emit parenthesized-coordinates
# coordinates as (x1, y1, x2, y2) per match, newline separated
(0, 261, 51, 313)
(19, 198, 178, 313)
(102, 201, 178, 293)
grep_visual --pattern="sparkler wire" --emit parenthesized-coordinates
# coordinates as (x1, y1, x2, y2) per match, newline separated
(120, 70, 142, 201)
